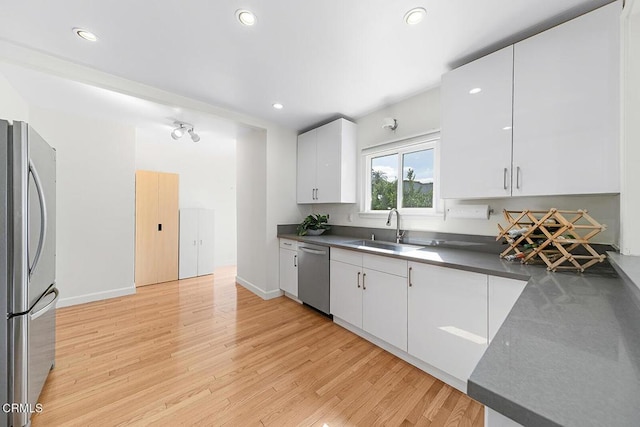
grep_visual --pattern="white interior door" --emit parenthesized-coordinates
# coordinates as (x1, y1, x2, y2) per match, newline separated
(197, 209, 215, 276)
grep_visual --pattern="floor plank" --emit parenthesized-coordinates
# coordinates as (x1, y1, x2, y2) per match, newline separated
(31, 266, 484, 426)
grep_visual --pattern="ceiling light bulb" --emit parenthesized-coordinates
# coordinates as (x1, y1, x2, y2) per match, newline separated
(73, 27, 98, 42)
(404, 7, 427, 25)
(469, 88, 482, 94)
(188, 128, 201, 142)
(171, 126, 186, 140)
(236, 9, 257, 26)
(272, 103, 284, 110)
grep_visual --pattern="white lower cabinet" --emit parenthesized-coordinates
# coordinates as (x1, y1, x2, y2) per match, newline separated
(362, 269, 408, 351)
(408, 262, 488, 383)
(279, 239, 298, 297)
(488, 276, 527, 342)
(330, 248, 408, 351)
(330, 260, 363, 328)
(328, 247, 528, 392)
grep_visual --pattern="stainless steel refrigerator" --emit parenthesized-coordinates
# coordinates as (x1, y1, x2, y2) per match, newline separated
(1, 119, 58, 427)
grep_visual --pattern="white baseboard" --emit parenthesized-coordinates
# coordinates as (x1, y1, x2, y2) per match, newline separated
(333, 316, 466, 393)
(235, 275, 283, 300)
(57, 286, 136, 308)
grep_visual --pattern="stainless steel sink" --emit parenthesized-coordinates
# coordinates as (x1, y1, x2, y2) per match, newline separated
(343, 239, 423, 253)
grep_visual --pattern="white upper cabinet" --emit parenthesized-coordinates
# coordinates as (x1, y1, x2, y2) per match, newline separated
(441, 46, 514, 199)
(440, 2, 620, 199)
(512, 1, 620, 196)
(296, 118, 357, 204)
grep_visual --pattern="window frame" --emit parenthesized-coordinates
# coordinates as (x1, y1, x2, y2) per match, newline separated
(361, 133, 441, 216)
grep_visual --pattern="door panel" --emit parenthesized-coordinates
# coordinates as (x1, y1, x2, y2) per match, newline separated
(330, 260, 362, 328)
(157, 173, 179, 283)
(135, 171, 159, 286)
(27, 126, 56, 308)
(197, 209, 215, 276)
(296, 130, 317, 203)
(362, 269, 407, 351)
(178, 209, 198, 279)
(315, 120, 342, 202)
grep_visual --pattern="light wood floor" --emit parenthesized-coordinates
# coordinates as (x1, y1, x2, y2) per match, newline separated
(32, 266, 483, 426)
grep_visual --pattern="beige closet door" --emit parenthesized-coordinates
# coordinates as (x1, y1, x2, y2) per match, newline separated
(156, 173, 179, 283)
(135, 170, 179, 286)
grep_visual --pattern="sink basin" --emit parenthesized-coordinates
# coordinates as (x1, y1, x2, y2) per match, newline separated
(343, 240, 423, 253)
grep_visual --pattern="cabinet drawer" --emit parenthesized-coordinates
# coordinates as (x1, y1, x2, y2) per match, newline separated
(331, 247, 363, 266)
(363, 254, 407, 277)
(279, 239, 298, 250)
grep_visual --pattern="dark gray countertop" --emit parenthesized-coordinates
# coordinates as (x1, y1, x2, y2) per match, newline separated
(279, 233, 640, 427)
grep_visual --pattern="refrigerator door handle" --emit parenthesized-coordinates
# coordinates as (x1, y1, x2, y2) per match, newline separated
(28, 158, 48, 278)
(30, 287, 59, 321)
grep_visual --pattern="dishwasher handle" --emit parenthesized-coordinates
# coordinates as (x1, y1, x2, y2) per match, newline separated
(299, 247, 327, 256)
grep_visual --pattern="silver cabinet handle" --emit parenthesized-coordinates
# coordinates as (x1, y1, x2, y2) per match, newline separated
(409, 266, 413, 287)
(315, 188, 319, 200)
(516, 166, 521, 189)
(283, 242, 292, 246)
(30, 287, 59, 320)
(294, 254, 297, 267)
(362, 272, 366, 290)
(503, 168, 508, 190)
(28, 159, 47, 278)
(312, 188, 315, 200)
(357, 271, 361, 288)
(193, 240, 197, 245)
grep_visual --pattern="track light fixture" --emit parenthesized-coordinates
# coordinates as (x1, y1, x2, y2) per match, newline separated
(171, 121, 200, 142)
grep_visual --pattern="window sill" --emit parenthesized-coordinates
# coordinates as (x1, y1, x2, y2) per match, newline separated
(358, 210, 444, 219)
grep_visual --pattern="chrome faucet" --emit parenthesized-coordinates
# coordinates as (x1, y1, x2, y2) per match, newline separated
(386, 208, 405, 244)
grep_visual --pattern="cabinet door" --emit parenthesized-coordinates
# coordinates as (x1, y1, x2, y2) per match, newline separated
(315, 119, 342, 203)
(296, 130, 317, 203)
(197, 209, 215, 276)
(441, 46, 514, 199)
(279, 248, 298, 296)
(408, 262, 487, 382)
(330, 260, 362, 328)
(488, 276, 526, 343)
(362, 269, 407, 351)
(135, 171, 159, 286)
(512, 2, 620, 196)
(156, 173, 179, 283)
(179, 209, 199, 279)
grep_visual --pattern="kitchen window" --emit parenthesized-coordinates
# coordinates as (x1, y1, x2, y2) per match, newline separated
(363, 134, 439, 214)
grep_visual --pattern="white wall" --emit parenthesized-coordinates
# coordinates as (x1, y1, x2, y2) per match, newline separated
(235, 128, 268, 297)
(316, 88, 620, 244)
(135, 127, 237, 267)
(620, 2, 640, 255)
(0, 72, 28, 121)
(29, 106, 136, 307)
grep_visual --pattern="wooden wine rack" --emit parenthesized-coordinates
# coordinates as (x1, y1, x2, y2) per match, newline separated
(497, 209, 606, 272)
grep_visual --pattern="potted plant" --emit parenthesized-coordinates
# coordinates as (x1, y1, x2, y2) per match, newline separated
(297, 214, 331, 236)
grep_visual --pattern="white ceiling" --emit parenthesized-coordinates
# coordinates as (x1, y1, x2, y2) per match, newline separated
(0, 0, 615, 131)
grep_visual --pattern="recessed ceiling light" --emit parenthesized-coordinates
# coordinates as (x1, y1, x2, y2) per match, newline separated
(272, 103, 284, 110)
(469, 87, 482, 94)
(236, 9, 257, 26)
(404, 7, 427, 25)
(73, 27, 98, 42)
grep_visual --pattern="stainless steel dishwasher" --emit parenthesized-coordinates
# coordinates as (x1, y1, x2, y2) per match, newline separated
(297, 243, 330, 315)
